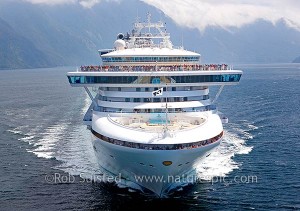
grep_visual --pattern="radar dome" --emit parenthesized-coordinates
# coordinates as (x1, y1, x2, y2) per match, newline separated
(114, 39, 126, 50)
(117, 33, 124, 40)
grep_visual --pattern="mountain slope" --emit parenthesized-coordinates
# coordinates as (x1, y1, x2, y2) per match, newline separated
(1, 0, 300, 68)
(292, 56, 300, 63)
(0, 17, 52, 69)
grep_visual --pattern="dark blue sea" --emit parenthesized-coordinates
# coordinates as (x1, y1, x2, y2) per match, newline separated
(0, 64, 299, 210)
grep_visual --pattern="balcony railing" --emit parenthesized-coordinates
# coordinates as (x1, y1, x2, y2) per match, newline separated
(79, 64, 232, 72)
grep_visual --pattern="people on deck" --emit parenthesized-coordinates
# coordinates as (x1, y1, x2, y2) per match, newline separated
(79, 64, 229, 72)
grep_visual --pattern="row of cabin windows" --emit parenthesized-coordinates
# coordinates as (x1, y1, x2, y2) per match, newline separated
(100, 95, 209, 102)
(103, 87, 207, 92)
(104, 87, 177, 91)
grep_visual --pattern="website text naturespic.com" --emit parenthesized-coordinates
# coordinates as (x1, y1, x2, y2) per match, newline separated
(44, 172, 257, 185)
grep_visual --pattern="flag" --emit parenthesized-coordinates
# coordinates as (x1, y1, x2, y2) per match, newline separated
(152, 88, 163, 97)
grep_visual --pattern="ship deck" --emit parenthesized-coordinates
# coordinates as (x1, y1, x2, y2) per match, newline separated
(109, 115, 207, 132)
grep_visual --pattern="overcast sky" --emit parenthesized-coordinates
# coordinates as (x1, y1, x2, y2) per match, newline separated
(21, 0, 112, 8)
(21, 0, 300, 32)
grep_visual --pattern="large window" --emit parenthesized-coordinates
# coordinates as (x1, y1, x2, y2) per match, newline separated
(68, 74, 241, 84)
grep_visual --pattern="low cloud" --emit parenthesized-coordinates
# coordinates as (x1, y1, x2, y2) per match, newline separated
(79, 0, 100, 8)
(142, 0, 300, 32)
(19, 0, 300, 31)
(22, 0, 109, 8)
(22, 0, 76, 5)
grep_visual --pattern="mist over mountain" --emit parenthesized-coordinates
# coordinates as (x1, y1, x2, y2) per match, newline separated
(1, 0, 300, 69)
(0, 17, 52, 69)
(292, 56, 300, 63)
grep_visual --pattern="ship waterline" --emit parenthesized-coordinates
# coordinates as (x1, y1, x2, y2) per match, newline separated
(66, 15, 242, 196)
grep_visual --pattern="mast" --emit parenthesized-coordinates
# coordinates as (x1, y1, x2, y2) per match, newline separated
(147, 12, 151, 33)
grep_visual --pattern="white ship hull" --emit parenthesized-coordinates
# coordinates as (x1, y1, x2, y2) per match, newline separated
(91, 134, 221, 197)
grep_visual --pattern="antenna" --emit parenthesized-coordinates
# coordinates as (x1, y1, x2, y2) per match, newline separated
(147, 12, 151, 32)
(181, 32, 184, 49)
(136, 8, 140, 23)
(159, 10, 162, 22)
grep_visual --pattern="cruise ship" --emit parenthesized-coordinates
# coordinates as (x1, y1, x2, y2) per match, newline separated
(67, 15, 242, 197)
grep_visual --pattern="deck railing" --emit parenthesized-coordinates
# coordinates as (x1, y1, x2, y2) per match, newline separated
(79, 64, 232, 72)
(91, 128, 223, 150)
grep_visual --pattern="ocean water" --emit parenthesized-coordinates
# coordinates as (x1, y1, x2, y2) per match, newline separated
(0, 64, 299, 210)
